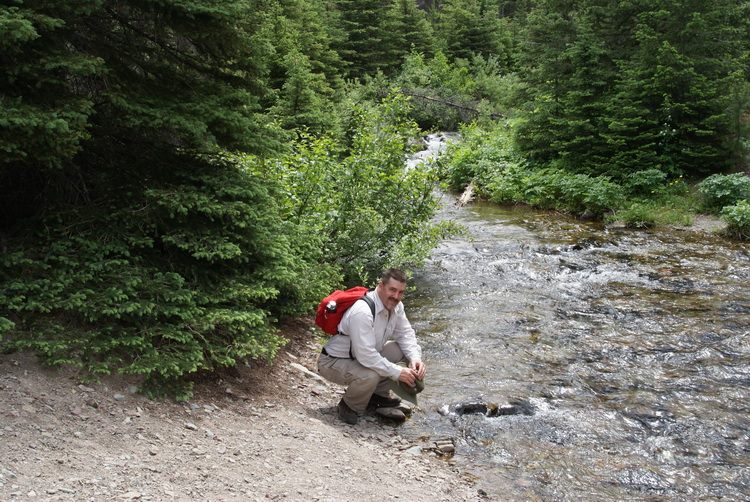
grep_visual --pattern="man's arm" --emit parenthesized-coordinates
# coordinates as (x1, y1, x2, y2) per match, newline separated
(392, 305, 426, 380)
(391, 306, 422, 363)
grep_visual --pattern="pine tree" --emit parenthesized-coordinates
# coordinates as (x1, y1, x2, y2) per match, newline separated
(0, 1, 317, 396)
(604, 0, 743, 177)
(515, 0, 746, 179)
(333, 0, 435, 77)
(433, 0, 511, 62)
(333, 0, 392, 76)
(514, 0, 580, 164)
(270, 49, 335, 133)
(0, 3, 96, 168)
(268, 0, 346, 90)
(387, 0, 436, 60)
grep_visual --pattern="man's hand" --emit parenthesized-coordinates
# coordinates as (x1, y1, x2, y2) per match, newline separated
(398, 367, 417, 386)
(409, 360, 426, 380)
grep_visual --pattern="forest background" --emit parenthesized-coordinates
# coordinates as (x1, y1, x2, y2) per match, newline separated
(2, 0, 749, 398)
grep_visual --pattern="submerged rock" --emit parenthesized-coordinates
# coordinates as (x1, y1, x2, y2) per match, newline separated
(439, 399, 535, 419)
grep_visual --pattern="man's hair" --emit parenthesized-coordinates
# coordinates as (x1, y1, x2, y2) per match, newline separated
(380, 268, 407, 284)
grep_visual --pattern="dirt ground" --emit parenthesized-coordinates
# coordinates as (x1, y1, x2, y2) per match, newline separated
(0, 320, 482, 501)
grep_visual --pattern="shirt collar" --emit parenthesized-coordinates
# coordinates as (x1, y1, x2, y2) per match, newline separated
(368, 289, 399, 315)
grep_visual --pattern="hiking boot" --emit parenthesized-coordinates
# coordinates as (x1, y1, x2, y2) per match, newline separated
(375, 407, 406, 422)
(368, 393, 401, 409)
(338, 398, 359, 425)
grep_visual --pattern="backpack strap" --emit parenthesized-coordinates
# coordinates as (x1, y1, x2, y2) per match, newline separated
(346, 293, 377, 360)
(360, 294, 376, 318)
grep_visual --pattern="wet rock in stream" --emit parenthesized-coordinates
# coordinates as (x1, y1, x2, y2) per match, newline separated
(438, 399, 535, 419)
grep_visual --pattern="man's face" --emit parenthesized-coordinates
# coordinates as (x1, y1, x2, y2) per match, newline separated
(377, 278, 406, 312)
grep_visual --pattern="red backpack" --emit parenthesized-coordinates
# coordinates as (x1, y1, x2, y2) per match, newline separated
(315, 286, 376, 335)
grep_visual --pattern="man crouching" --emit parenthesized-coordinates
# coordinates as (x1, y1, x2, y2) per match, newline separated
(317, 268, 427, 425)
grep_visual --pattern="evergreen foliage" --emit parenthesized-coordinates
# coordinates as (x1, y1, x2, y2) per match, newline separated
(389, 0, 437, 60)
(333, 0, 437, 78)
(1, 0, 281, 226)
(433, 0, 512, 64)
(725, 77, 750, 169)
(0, 2, 101, 172)
(264, 0, 345, 133)
(0, 0, 326, 396)
(269, 0, 347, 87)
(515, 0, 748, 180)
(270, 48, 336, 134)
(515, 3, 615, 172)
(1, 154, 307, 399)
(604, 2, 737, 178)
(334, 0, 393, 76)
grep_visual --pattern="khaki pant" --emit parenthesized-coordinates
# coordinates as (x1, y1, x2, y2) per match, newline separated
(317, 341, 405, 413)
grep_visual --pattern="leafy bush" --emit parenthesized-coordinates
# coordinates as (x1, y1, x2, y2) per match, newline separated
(623, 169, 668, 197)
(267, 92, 450, 283)
(721, 200, 750, 239)
(610, 202, 658, 228)
(519, 168, 565, 209)
(395, 51, 473, 130)
(470, 55, 521, 113)
(440, 121, 517, 192)
(557, 173, 625, 217)
(697, 173, 750, 213)
(394, 51, 511, 130)
(487, 162, 528, 204)
(488, 166, 624, 217)
(443, 122, 625, 218)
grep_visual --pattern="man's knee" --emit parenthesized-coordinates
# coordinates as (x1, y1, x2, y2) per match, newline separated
(354, 368, 381, 389)
(381, 341, 406, 364)
(319, 358, 381, 391)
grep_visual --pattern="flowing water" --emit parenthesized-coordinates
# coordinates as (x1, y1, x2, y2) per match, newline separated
(402, 138, 750, 501)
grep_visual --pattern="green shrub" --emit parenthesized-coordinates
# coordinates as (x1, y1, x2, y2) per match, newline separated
(395, 51, 472, 130)
(444, 122, 625, 218)
(487, 162, 527, 204)
(608, 201, 693, 228)
(394, 51, 512, 130)
(521, 168, 565, 209)
(489, 166, 624, 217)
(268, 92, 450, 283)
(697, 173, 750, 213)
(721, 200, 750, 239)
(623, 169, 668, 197)
(548, 171, 622, 217)
(440, 121, 517, 191)
(610, 202, 658, 228)
(470, 55, 521, 113)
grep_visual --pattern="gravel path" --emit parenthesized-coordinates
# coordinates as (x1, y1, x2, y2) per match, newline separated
(0, 321, 482, 501)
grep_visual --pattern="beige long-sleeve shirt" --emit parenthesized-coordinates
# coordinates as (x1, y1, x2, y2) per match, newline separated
(323, 290, 422, 380)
